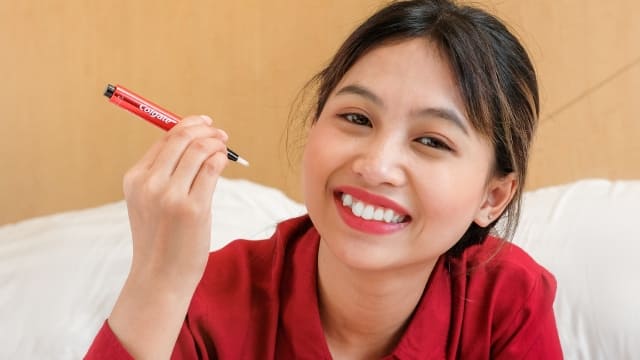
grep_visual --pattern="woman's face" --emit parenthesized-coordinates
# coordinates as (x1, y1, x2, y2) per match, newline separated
(302, 38, 500, 271)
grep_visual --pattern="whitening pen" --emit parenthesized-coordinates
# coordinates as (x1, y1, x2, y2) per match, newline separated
(103, 84, 249, 166)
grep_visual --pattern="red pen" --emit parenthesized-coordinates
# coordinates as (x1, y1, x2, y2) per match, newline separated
(103, 83, 249, 166)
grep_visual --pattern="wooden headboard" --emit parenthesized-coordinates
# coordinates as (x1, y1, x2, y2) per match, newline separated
(1, 0, 638, 225)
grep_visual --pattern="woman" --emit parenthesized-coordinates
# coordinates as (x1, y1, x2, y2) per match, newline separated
(86, 0, 562, 358)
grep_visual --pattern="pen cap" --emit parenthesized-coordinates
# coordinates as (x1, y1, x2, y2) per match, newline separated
(104, 84, 116, 98)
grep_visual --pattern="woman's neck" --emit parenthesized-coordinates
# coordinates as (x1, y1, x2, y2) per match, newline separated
(316, 239, 436, 360)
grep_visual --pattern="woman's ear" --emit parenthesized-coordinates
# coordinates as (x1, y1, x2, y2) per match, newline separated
(474, 173, 517, 227)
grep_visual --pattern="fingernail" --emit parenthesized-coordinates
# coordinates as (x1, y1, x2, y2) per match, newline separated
(200, 115, 213, 125)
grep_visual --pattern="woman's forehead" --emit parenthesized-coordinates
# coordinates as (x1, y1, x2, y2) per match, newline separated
(338, 39, 456, 89)
(331, 39, 466, 114)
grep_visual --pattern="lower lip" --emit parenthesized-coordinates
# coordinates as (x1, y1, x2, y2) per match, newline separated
(334, 195, 409, 235)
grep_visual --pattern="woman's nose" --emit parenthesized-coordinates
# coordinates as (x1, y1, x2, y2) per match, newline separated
(351, 136, 406, 187)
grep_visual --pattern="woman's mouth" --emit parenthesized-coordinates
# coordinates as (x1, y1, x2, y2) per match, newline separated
(333, 190, 411, 235)
(340, 193, 408, 224)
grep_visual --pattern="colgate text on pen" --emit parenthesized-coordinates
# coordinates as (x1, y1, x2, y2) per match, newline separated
(139, 104, 178, 125)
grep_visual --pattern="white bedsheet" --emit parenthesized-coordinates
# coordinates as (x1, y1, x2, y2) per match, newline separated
(1, 177, 638, 359)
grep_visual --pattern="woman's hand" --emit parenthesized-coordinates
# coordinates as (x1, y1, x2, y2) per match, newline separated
(124, 114, 228, 288)
(109, 115, 229, 359)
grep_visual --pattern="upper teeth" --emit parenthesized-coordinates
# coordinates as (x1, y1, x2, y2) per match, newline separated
(341, 193, 406, 224)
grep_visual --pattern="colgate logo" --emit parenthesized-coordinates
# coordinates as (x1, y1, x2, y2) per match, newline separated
(139, 104, 178, 125)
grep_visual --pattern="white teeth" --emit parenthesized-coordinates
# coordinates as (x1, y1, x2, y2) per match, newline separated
(373, 208, 384, 221)
(383, 209, 394, 222)
(352, 201, 365, 217)
(340, 193, 407, 224)
(362, 205, 375, 220)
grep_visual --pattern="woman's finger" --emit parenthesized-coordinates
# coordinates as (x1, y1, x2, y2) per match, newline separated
(189, 152, 228, 205)
(134, 115, 212, 171)
(170, 137, 228, 194)
(133, 140, 165, 172)
(149, 117, 225, 180)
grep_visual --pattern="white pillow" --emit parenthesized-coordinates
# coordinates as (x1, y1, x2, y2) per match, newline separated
(513, 179, 640, 359)
(0, 177, 306, 360)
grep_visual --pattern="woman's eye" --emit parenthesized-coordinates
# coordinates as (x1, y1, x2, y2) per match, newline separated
(416, 136, 452, 151)
(340, 113, 372, 127)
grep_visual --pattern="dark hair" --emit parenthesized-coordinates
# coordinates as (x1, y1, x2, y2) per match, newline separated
(296, 0, 539, 254)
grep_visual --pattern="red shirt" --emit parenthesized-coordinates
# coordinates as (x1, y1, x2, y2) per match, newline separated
(86, 215, 562, 359)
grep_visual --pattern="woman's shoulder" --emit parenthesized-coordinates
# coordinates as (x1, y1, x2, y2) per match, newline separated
(173, 215, 318, 356)
(190, 214, 317, 306)
(202, 214, 315, 284)
(458, 235, 555, 287)
(442, 236, 560, 357)
(180, 215, 317, 347)
(447, 235, 558, 330)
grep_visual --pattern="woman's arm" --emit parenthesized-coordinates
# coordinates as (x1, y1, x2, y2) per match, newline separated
(87, 115, 229, 359)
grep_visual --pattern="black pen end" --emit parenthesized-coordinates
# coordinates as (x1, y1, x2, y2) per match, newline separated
(103, 84, 115, 98)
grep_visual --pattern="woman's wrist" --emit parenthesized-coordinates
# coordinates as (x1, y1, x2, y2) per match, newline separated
(107, 270, 200, 359)
(128, 258, 205, 295)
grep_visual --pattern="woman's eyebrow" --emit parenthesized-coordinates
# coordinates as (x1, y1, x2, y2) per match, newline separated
(335, 84, 469, 135)
(416, 107, 469, 136)
(335, 84, 384, 107)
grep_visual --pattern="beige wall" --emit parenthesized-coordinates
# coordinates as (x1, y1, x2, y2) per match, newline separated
(1, 1, 639, 225)
(489, 0, 640, 189)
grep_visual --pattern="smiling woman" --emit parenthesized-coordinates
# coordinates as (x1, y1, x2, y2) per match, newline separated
(85, 1, 561, 359)
(304, 38, 500, 270)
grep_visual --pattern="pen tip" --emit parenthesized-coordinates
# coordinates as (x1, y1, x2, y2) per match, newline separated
(236, 157, 250, 167)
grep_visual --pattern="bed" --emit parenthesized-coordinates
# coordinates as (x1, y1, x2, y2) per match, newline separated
(1, 177, 638, 359)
